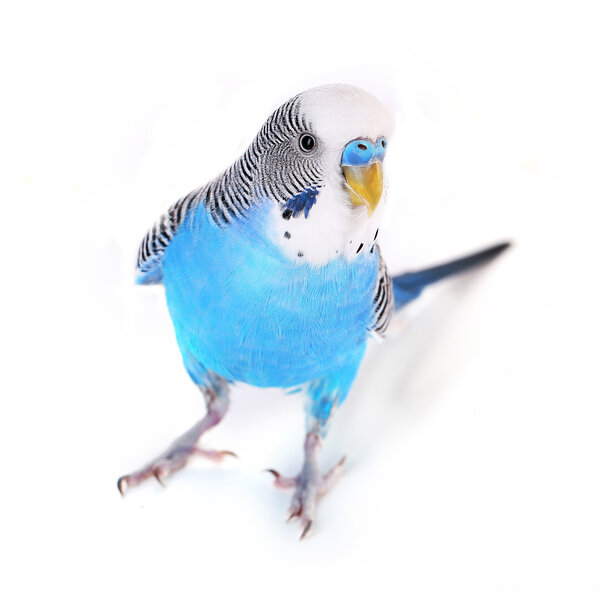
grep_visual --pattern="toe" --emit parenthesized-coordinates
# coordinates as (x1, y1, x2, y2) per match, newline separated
(266, 469, 298, 489)
(193, 448, 238, 462)
(318, 455, 346, 496)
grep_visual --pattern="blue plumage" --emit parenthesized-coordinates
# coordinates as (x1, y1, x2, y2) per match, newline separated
(162, 200, 378, 421)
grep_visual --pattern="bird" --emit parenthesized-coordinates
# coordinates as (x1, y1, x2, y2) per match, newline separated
(117, 83, 509, 538)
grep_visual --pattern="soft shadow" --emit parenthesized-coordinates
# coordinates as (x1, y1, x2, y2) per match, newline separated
(331, 272, 488, 461)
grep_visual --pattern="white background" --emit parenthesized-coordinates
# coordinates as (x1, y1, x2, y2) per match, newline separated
(2, 1, 600, 589)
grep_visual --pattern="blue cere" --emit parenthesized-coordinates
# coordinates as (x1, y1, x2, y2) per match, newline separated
(342, 139, 376, 166)
(374, 137, 387, 161)
(342, 138, 388, 167)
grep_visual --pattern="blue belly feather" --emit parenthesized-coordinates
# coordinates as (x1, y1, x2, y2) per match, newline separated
(161, 201, 378, 417)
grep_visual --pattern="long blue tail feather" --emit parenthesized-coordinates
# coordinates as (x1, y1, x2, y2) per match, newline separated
(392, 242, 511, 309)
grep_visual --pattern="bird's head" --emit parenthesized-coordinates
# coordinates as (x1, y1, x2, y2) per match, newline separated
(251, 84, 394, 265)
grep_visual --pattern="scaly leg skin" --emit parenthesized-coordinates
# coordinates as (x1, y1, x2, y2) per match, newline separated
(117, 383, 233, 496)
(267, 431, 346, 539)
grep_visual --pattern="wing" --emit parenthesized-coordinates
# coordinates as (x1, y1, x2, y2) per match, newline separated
(368, 245, 394, 336)
(135, 188, 204, 285)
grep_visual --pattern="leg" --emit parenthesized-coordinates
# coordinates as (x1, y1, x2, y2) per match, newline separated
(266, 361, 364, 538)
(267, 381, 350, 539)
(117, 371, 233, 495)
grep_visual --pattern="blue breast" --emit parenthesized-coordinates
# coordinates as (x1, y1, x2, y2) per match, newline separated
(161, 201, 379, 389)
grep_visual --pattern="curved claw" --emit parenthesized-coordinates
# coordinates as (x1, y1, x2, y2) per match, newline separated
(300, 520, 313, 540)
(286, 505, 302, 523)
(265, 468, 281, 479)
(221, 450, 238, 459)
(153, 467, 166, 487)
(117, 476, 128, 497)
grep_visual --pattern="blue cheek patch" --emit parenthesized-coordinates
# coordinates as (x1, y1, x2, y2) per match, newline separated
(283, 186, 319, 219)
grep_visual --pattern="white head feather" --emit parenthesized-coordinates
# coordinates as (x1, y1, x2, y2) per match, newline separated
(268, 84, 394, 266)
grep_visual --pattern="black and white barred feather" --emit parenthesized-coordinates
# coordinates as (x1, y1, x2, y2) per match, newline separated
(369, 245, 394, 336)
(136, 93, 324, 284)
(136, 187, 204, 284)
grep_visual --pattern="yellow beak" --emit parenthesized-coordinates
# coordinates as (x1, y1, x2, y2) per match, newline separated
(342, 161, 384, 217)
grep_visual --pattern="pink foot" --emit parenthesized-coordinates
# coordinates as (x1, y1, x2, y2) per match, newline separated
(266, 433, 345, 539)
(118, 396, 234, 496)
(118, 445, 236, 495)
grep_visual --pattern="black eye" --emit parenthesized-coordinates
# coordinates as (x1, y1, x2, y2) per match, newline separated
(299, 133, 316, 153)
(381, 140, 386, 148)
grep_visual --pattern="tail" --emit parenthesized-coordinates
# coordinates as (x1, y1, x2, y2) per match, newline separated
(392, 242, 511, 309)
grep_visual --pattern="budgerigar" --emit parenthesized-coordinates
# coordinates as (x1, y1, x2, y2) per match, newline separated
(118, 84, 509, 538)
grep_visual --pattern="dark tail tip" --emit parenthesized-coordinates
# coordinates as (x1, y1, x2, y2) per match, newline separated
(439, 240, 512, 276)
(479, 241, 512, 259)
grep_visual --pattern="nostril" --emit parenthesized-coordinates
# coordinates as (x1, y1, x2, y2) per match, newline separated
(357, 143, 367, 151)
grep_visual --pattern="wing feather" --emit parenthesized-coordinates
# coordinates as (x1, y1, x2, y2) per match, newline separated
(135, 188, 203, 285)
(369, 245, 394, 336)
